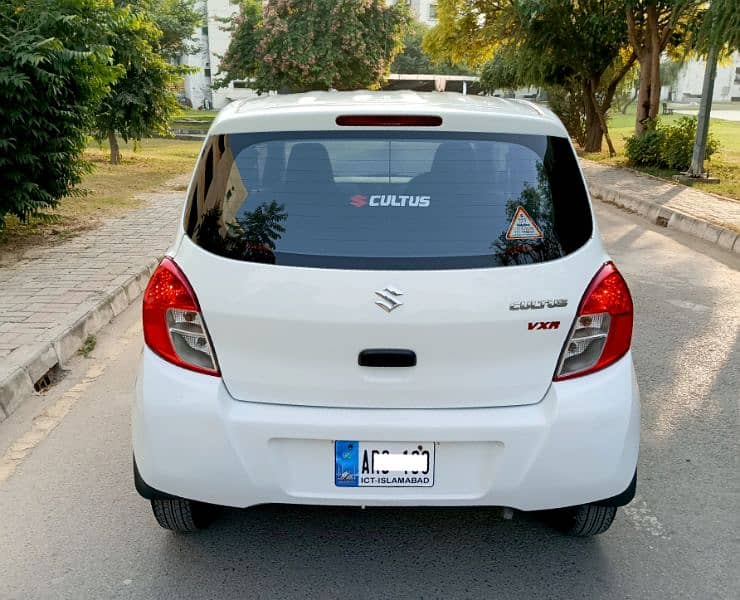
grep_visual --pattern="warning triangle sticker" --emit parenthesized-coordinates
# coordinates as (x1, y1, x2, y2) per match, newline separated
(505, 206, 544, 240)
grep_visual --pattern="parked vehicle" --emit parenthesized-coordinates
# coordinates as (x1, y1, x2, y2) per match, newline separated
(133, 91, 639, 536)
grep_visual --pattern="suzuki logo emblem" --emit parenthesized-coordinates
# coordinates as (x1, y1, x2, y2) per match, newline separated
(375, 286, 404, 313)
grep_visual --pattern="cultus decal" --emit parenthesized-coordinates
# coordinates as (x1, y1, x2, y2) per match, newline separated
(350, 194, 431, 208)
(528, 321, 561, 330)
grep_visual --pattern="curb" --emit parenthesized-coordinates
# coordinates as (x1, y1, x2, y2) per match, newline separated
(588, 181, 740, 255)
(0, 258, 160, 423)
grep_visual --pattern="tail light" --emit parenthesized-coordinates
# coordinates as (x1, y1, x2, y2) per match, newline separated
(336, 115, 443, 126)
(554, 262, 633, 381)
(142, 257, 220, 376)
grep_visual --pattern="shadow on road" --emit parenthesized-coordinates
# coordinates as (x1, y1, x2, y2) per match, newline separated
(153, 505, 610, 599)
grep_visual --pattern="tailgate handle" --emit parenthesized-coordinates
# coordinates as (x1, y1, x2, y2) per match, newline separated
(358, 349, 417, 368)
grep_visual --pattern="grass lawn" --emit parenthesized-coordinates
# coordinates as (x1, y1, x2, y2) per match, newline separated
(180, 109, 218, 121)
(582, 105, 740, 201)
(0, 138, 202, 265)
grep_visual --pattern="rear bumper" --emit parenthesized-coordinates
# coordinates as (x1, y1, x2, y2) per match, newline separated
(133, 348, 640, 511)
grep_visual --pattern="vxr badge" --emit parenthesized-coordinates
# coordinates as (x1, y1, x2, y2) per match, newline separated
(528, 321, 560, 330)
(374, 286, 404, 313)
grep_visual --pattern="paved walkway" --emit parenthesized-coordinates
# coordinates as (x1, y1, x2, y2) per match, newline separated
(674, 109, 740, 122)
(0, 184, 183, 419)
(0, 192, 181, 361)
(581, 160, 740, 235)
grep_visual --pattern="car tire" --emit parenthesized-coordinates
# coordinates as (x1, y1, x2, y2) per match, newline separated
(150, 498, 216, 532)
(549, 504, 617, 536)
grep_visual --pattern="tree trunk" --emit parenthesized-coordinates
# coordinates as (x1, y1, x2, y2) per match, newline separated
(108, 131, 121, 165)
(583, 83, 603, 153)
(635, 59, 652, 135)
(593, 98, 616, 157)
(621, 88, 638, 114)
(628, 3, 676, 137)
(687, 43, 718, 176)
(647, 4, 662, 122)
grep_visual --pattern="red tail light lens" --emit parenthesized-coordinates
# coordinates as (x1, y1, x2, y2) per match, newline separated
(554, 262, 633, 381)
(142, 257, 220, 376)
(335, 115, 443, 126)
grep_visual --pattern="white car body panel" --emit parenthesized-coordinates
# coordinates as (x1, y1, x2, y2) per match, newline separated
(177, 234, 609, 409)
(134, 348, 639, 510)
(134, 91, 639, 511)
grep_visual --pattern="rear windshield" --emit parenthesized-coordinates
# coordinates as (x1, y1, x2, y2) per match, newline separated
(184, 132, 592, 269)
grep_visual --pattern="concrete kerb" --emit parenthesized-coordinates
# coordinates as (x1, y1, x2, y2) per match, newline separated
(589, 181, 740, 254)
(0, 258, 161, 423)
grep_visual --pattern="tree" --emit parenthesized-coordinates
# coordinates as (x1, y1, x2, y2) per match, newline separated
(626, 0, 701, 136)
(147, 0, 202, 60)
(440, 1, 636, 154)
(392, 20, 473, 75)
(686, 0, 739, 176)
(0, 0, 121, 230)
(423, 0, 500, 68)
(392, 21, 437, 74)
(214, 0, 263, 89)
(218, 0, 410, 93)
(614, 64, 640, 113)
(94, 2, 188, 163)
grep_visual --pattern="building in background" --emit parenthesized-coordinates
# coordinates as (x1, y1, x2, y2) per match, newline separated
(673, 52, 740, 103)
(401, 0, 438, 26)
(180, 0, 259, 110)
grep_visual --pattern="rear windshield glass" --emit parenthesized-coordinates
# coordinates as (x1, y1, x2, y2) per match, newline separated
(185, 132, 592, 269)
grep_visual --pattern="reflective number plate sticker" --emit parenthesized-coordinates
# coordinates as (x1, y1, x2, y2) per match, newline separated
(334, 441, 435, 487)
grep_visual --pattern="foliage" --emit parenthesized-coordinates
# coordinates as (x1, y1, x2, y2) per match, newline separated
(455, 0, 636, 153)
(391, 21, 473, 75)
(214, 0, 263, 89)
(478, 49, 524, 93)
(624, 120, 663, 166)
(625, 116, 719, 170)
(219, 0, 410, 93)
(545, 85, 587, 147)
(93, 2, 189, 162)
(660, 116, 719, 170)
(423, 0, 499, 68)
(195, 201, 288, 264)
(691, 0, 738, 56)
(0, 0, 120, 230)
(146, 0, 202, 60)
(626, 0, 703, 135)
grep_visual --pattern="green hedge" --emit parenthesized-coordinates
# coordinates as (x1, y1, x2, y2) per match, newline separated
(625, 117, 719, 171)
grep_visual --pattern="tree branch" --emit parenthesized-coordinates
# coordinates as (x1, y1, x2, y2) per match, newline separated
(626, 7, 641, 53)
(601, 51, 638, 112)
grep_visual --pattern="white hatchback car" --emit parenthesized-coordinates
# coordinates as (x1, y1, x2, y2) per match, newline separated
(133, 92, 639, 536)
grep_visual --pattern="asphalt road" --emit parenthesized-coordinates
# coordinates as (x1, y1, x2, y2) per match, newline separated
(1, 202, 738, 599)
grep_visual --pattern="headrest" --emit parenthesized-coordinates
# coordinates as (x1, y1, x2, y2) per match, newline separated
(431, 141, 476, 173)
(285, 143, 334, 185)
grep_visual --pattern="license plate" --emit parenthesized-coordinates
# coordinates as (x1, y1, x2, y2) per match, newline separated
(334, 441, 435, 487)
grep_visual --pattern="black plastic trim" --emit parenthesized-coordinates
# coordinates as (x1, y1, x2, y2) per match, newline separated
(133, 456, 178, 500)
(594, 470, 637, 507)
(358, 349, 417, 368)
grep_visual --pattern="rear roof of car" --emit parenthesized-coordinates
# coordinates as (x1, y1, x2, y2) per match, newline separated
(209, 91, 569, 138)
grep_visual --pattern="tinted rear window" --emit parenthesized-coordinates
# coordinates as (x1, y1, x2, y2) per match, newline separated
(185, 132, 592, 269)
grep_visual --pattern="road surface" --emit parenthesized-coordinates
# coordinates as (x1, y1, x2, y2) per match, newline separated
(1, 202, 738, 599)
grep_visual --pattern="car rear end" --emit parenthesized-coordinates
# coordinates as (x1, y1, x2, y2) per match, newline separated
(133, 93, 639, 529)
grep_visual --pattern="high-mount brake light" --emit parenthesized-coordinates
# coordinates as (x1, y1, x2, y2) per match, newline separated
(335, 115, 443, 126)
(554, 262, 633, 381)
(142, 257, 220, 376)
